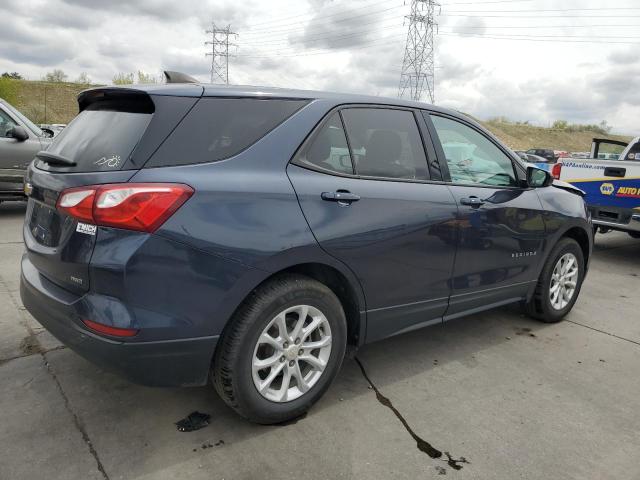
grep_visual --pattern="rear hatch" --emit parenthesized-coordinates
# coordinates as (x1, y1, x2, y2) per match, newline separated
(23, 87, 201, 294)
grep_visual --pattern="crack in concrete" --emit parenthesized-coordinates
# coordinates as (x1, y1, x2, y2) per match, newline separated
(355, 357, 469, 472)
(0, 345, 67, 367)
(0, 275, 108, 478)
(43, 353, 110, 480)
(566, 319, 640, 347)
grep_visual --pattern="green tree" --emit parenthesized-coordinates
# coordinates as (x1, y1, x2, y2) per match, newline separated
(75, 72, 91, 84)
(112, 72, 134, 85)
(43, 69, 68, 82)
(1, 72, 22, 79)
(136, 71, 157, 84)
(552, 120, 568, 130)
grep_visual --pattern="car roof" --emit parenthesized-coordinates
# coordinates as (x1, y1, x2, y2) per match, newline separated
(77, 83, 505, 150)
(79, 83, 461, 117)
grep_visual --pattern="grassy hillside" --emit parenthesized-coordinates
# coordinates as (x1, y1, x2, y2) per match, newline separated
(0, 79, 93, 125)
(0, 80, 633, 151)
(481, 119, 632, 153)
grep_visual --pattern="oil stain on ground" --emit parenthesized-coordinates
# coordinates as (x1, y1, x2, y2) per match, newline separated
(355, 358, 469, 472)
(19, 335, 43, 356)
(514, 327, 536, 338)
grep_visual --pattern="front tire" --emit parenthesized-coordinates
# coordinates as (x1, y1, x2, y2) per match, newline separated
(212, 274, 347, 424)
(525, 238, 585, 323)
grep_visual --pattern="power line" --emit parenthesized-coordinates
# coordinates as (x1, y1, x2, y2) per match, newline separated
(246, 0, 397, 28)
(436, 24, 640, 29)
(443, 0, 533, 3)
(240, 23, 404, 47)
(241, 5, 404, 35)
(440, 13, 640, 18)
(440, 30, 640, 39)
(237, 34, 407, 58)
(399, 0, 439, 104)
(439, 31, 640, 44)
(444, 7, 640, 13)
(242, 0, 532, 33)
(238, 6, 640, 45)
(240, 20, 640, 51)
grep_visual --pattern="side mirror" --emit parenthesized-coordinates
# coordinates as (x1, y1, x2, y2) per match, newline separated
(527, 166, 553, 188)
(41, 127, 55, 138)
(7, 126, 29, 142)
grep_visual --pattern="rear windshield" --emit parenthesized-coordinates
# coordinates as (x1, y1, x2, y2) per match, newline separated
(145, 98, 308, 168)
(41, 106, 152, 172)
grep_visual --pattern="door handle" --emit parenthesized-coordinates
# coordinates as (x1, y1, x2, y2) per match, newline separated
(604, 167, 626, 178)
(460, 196, 485, 208)
(321, 191, 360, 204)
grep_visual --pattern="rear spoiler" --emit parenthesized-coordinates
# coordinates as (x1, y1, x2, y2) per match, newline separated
(77, 71, 200, 111)
(78, 88, 155, 113)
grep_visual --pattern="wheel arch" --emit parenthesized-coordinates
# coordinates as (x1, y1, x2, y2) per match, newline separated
(222, 260, 366, 350)
(561, 225, 591, 271)
(265, 263, 365, 348)
(527, 222, 592, 303)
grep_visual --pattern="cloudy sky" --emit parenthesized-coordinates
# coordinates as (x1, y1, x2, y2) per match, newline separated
(1, 0, 639, 133)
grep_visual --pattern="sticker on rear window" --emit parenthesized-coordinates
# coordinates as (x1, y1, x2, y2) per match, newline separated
(76, 222, 97, 235)
(94, 155, 121, 168)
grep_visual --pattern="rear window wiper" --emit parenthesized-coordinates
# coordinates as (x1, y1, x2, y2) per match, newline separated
(36, 151, 77, 167)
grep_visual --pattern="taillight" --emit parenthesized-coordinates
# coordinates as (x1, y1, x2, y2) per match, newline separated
(57, 188, 95, 223)
(82, 319, 139, 337)
(551, 163, 562, 180)
(57, 183, 193, 233)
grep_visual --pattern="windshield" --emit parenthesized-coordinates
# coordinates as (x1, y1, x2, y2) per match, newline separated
(1, 99, 44, 136)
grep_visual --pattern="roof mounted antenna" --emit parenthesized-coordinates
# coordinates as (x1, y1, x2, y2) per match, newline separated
(163, 71, 200, 84)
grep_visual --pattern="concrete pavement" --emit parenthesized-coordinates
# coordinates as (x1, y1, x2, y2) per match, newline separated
(1, 201, 639, 479)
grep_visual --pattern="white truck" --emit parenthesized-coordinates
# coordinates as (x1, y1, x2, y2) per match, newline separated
(558, 137, 640, 238)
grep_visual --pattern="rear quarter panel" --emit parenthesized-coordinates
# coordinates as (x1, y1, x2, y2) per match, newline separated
(127, 98, 366, 337)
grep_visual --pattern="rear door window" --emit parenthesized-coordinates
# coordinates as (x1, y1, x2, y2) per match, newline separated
(292, 112, 353, 175)
(41, 106, 152, 172)
(146, 98, 308, 168)
(340, 108, 429, 180)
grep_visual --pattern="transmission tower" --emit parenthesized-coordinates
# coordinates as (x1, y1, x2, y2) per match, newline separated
(398, 0, 439, 104)
(205, 23, 236, 84)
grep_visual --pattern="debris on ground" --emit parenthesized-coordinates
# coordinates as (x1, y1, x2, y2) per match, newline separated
(176, 411, 211, 432)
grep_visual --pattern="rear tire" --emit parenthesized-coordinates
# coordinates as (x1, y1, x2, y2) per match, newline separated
(212, 274, 347, 424)
(525, 238, 585, 323)
(628, 232, 640, 239)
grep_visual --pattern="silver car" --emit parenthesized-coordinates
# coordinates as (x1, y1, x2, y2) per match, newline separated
(0, 98, 53, 202)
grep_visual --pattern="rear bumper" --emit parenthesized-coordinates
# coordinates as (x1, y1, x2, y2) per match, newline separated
(20, 255, 217, 387)
(590, 206, 640, 233)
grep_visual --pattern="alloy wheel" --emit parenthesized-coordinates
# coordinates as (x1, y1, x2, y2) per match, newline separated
(549, 253, 579, 310)
(252, 305, 332, 402)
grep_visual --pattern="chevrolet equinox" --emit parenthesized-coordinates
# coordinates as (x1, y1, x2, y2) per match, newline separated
(21, 81, 592, 423)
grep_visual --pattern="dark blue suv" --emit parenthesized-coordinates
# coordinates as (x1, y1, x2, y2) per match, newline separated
(20, 81, 592, 423)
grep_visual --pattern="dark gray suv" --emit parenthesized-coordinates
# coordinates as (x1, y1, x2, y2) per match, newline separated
(20, 82, 592, 423)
